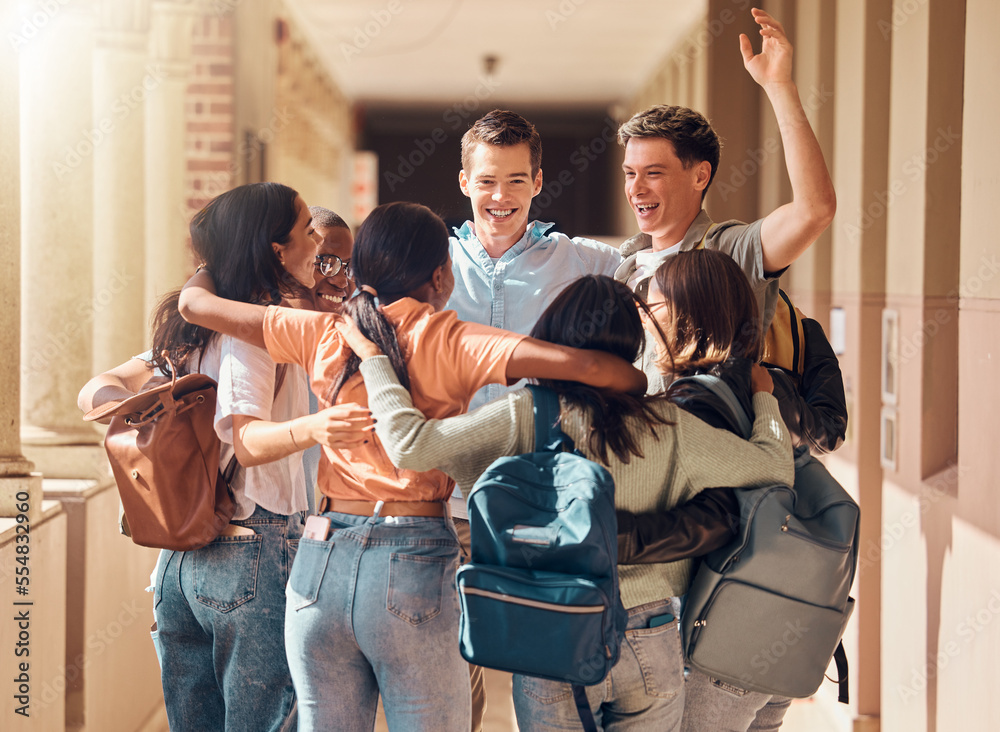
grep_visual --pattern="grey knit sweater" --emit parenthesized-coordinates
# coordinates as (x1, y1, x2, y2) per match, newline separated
(359, 356, 793, 609)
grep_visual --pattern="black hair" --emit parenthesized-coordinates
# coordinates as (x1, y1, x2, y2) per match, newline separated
(531, 275, 672, 465)
(149, 182, 302, 375)
(327, 202, 450, 402)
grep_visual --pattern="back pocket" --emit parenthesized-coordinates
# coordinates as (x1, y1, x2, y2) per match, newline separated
(287, 537, 335, 611)
(386, 553, 451, 625)
(193, 535, 263, 612)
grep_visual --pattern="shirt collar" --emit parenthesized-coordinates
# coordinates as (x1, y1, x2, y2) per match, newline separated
(452, 220, 557, 262)
(620, 210, 714, 258)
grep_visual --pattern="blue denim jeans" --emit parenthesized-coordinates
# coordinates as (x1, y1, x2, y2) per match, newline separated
(285, 510, 470, 732)
(680, 667, 791, 732)
(152, 507, 303, 732)
(512, 598, 684, 731)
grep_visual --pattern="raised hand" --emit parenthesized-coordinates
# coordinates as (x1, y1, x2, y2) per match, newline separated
(739, 8, 793, 88)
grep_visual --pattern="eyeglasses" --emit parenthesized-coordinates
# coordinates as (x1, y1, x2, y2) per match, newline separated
(315, 254, 352, 278)
(644, 299, 668, 317)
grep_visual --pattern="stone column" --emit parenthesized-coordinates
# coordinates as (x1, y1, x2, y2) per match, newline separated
(92, 0, 151, 374)
(0, 0, 42, 520)
(19, 0, 107, 480)
(145, 0, 198, 316)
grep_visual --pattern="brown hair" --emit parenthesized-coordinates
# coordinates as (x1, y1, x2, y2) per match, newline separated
(650, 249, 761, 376)
(617, 105, 722, 197)
(461, 109, 542, 178)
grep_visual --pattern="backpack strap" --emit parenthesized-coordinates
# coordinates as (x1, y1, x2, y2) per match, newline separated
(832, 640, 850, 704)
(672, 374, 753, 439)
(694, 223, 718, 250)
(571, 685, 599, 732)
(527, 384, 574, 453)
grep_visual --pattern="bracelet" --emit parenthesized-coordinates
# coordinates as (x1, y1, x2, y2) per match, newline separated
(288, 424, 301, 451)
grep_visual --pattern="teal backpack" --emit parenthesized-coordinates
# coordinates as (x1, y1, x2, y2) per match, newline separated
(675, 374, 859, 702)
(456, 385, 627, 728)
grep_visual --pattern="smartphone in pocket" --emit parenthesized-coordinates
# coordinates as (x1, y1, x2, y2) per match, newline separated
(303, 515, 331, 541)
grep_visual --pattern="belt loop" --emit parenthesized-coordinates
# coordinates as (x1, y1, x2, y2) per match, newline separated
(318, 495, 330, 514)
(372, 500, 384, 520)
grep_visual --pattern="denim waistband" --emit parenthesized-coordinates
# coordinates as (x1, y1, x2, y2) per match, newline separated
(231, 505, 304, 526)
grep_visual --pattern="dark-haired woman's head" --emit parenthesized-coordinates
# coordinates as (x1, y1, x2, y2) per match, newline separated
(329, 202, 453, 402)
(530, 275, 646, 363)
(648, 248, 761, 376)
(190, 182, 318, 304)
(351, 202, 453, 310)
(152, 183, 319, 375)
(530, 275, 669, 465)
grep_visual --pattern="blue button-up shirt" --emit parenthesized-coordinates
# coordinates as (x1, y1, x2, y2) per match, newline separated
(447, 220, 623, 411)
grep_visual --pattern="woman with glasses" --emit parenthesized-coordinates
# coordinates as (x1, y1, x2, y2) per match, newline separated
(78, 185, 370, 732)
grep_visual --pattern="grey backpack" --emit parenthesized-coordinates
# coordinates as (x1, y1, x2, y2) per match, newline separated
(676, 374, 859, 702)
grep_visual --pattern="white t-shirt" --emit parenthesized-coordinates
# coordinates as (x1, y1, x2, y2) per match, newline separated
(626, 242, 683, 292)
(208, 336, 310, 519)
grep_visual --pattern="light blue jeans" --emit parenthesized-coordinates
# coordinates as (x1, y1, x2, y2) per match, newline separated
(285, 510, 471, 731)
(512, 598, 685, 731)
(680, 668, 791, 732)
(152, 506, 303, 732)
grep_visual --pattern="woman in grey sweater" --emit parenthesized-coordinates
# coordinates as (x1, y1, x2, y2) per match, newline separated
(341, 275, 793, 732)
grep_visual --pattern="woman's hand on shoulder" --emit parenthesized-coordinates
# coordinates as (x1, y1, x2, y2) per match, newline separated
(750, 363, 774, 394)
(336, 315, 383, 360)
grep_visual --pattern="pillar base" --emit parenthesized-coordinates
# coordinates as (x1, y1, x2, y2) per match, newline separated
(21, 443, 110, 481)
(854, 715, 880, 732)
(0, 472, 43, 523)
(0, 456, 35, 477)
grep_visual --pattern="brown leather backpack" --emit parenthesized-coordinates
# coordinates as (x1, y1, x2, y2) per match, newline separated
(84, 358, 237, 551)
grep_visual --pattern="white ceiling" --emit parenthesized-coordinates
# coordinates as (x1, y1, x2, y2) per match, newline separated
(282, 0, 706, 108)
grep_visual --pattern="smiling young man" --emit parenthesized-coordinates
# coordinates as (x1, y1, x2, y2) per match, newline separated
(448, 109, 623, 411)
(616, 8, 836, 335)
(614, 11, 838, 732)
(307, 206, 354, 313)
(445, 109, 622, 732)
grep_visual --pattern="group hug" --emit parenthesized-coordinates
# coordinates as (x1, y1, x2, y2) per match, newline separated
(78, 9, 849, 732)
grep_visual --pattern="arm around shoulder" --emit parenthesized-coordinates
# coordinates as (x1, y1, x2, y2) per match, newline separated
(359, 356, 526, 492)
(77, 357, 153, 418)
(178, 269, 268, 348)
